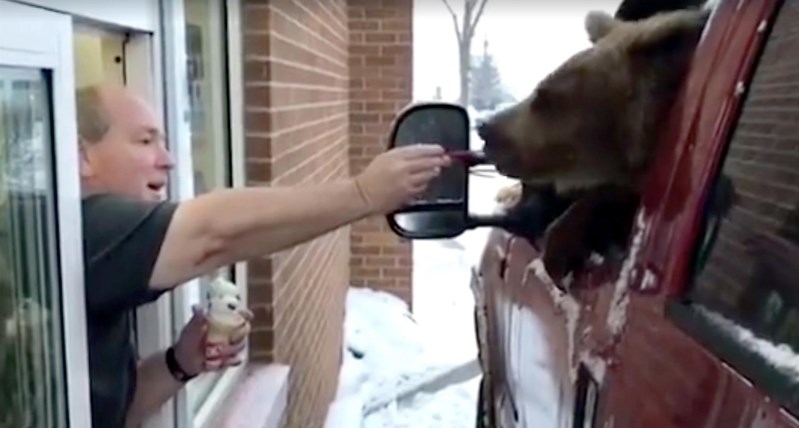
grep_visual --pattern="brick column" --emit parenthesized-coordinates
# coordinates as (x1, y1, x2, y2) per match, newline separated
(241, 1, 350, 427)
(348, 0, 414, 306)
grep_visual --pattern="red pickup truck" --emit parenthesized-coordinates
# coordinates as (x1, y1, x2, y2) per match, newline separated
(386, 0, 799, 426)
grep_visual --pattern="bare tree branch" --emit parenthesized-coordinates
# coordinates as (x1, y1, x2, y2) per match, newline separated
(440, 0, 490, 106)
(441, 0, 462, 41)
(470, 0, 489, 31)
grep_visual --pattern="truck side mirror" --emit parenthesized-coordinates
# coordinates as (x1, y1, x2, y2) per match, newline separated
(386, 102, 516, 240)
(386, 102, 472, 239)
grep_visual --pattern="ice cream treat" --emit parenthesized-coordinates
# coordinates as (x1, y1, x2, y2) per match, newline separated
(204, 276, 249, 368)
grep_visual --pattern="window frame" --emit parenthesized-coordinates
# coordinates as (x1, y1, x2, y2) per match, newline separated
(158, 0, 248, 427)
(0, 2, 92, 426)
(14, 0, 161, 33)
(665, 0, 799, 418)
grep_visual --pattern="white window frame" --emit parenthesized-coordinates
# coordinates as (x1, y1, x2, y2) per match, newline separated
(160, 0, 248, 427)
(3, 1, 247, 426)
(12, 0, 160, 33)
(0, 2, 92, 426)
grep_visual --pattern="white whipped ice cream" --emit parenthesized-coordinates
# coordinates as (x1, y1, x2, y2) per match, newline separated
(206, 276, 246, 328)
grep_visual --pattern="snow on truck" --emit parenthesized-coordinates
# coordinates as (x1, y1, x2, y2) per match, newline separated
(385, 0, 799, 427)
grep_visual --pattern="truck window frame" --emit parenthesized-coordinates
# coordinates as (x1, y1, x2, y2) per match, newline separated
(666, 0, 799, 418)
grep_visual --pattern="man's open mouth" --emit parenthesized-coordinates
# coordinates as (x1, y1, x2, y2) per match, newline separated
(147, 183, 165, 192)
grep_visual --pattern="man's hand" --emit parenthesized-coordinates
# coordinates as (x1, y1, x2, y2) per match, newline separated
(173, 305, 252, 376)
(354, 144, 451, 214)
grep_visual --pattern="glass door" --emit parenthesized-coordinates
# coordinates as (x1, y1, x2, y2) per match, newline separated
(0, 2, 90, 427)
(0, 66, 66, 428)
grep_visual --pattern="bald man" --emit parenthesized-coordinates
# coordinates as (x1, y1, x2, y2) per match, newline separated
(76, 84, 450, 427)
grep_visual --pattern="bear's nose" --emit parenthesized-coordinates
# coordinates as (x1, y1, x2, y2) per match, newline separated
(476, 121, 491, 141)
(477, 121, 504, 150)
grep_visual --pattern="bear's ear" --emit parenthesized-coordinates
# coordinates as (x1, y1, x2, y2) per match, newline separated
(585, 10, 618, 44)
(626, 9, 710, 59)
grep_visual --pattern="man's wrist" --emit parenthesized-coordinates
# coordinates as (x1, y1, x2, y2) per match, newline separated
(165, 346, 197, 382)
(349, 177, 376, 216)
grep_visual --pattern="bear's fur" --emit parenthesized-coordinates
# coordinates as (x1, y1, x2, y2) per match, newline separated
(480, 8, 710, 281)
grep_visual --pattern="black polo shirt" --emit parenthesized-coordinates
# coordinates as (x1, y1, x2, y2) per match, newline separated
(81, 193, 178, 428)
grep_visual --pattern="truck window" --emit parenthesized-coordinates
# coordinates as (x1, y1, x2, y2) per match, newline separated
(670, 0, 799, 417)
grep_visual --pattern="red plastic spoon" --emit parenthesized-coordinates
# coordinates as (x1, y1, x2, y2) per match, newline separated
(447, 150, 487, 167)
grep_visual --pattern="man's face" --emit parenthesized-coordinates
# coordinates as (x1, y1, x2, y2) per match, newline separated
(80, 89, 173, 201)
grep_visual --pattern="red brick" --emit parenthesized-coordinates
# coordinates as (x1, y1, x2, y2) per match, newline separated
(348, 1, 413, 306)
(237, 0, 413, 425)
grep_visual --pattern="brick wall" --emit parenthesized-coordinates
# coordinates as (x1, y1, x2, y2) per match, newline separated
(348, 0, 415, 305)
(241, 1, 351, 427)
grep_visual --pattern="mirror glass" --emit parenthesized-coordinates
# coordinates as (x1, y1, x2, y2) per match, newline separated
(388, 104, 470, 239)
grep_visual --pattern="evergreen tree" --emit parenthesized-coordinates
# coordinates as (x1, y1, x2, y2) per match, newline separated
(469, 39, 507, 111)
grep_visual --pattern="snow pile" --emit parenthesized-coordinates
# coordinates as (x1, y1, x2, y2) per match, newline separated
(334, 288, 458, 410)
(412, 240, 479, 361)
(327, 286, 480, 428)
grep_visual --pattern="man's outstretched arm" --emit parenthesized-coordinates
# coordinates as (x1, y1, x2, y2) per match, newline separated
(148, 144, 449, 289)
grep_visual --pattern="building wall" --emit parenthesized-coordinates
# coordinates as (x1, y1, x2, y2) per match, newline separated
(241, 0, 414, 425)
(348, 0, 415, 306)
(241, 1, 351, 426)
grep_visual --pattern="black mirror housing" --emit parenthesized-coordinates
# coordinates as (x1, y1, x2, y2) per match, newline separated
(384, 102, 529, 240)
(386, 102, 473, 239)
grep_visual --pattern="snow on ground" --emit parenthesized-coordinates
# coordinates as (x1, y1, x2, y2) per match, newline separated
(326, 135, 514, 427)
(327, 287, 482, 428)
(363, 376, 482, 428)
(334, 287, 465, 406)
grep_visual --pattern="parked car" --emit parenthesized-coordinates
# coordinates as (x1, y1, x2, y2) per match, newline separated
(386, 0, 799, 427)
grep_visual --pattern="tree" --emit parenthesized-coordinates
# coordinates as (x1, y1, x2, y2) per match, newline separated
(470, 39, 505, 111)
(441, 0, 489, 106)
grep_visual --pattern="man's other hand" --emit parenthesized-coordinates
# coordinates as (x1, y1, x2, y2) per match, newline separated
(354, 144, 451, 214)
(174, 305, 252, 376)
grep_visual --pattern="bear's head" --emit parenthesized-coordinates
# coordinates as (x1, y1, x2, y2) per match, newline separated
(478, 8, 709, 194)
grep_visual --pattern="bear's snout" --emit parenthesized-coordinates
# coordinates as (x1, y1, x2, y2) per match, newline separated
(477, 120, 508, 156)
(478, 119, 524, 178)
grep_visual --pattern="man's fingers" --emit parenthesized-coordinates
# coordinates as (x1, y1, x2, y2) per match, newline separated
(408, 169, 442, 188)
(407, 157, 448, 174)
(228, 339, 247, 354)
(186, 305, 207, 328)
(239, 308, 254, 321)
(395, 144, 447, 159)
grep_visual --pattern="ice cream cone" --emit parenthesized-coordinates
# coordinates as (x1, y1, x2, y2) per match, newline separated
(205, 317, 245, 367)
(204, 276, 249, 368)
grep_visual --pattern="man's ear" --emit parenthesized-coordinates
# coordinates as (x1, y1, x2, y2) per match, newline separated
(585, 11, 618, 44)
(78, 138, 95, 179)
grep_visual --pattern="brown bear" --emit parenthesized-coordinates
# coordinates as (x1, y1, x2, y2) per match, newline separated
(479, 7, 710, 281)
